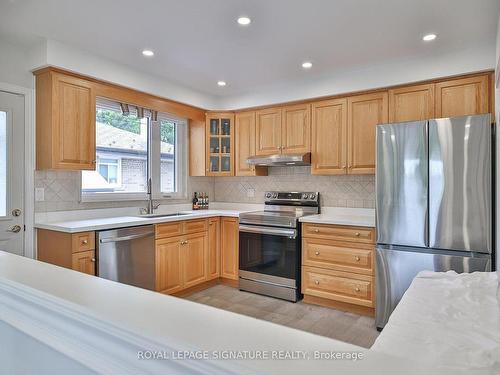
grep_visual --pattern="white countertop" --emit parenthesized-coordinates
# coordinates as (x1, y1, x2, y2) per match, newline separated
(299, 207, 375, 227)
(0, 251, 450, 375)
(34, 203, 263, 233)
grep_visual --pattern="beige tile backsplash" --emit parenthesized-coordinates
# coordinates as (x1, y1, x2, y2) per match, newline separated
(34, 167, 375, 212)
(213, 167, 375, 208)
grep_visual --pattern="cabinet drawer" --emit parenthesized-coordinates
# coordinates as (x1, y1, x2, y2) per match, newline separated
(71, 231, 95, 253)
(303, 223, 375, 243)
(156, 222, 183, 239)
(184, 219, 208, 234)
(302, 266, 374, 307)
(303, 238, 373, 275)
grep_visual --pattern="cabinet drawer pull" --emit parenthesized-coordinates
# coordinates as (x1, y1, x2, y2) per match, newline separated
(354, 256, 361, 262)
(81, 239, 88, 245)
(314, 280, 320, 285)
(355, 287, 360, 292)
(355, 232, 360, 237)
(314, 229, 320, 233)
(315, 251, 320, 256)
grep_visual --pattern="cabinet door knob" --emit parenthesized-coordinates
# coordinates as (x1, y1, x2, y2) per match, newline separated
(314, 280, 319, 285)
(314, 229, 320, 233)
(91, 258, 96, 262)
(82, 239, 88, 245)
(355, 287, 360, 292)
(355, 256, 360, 261)
(355, 232, 360, 237)
(315, 251, 320, 256)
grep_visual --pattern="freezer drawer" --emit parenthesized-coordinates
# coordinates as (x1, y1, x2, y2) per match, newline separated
(376, 121, 428, 247)
(428, 114, 492, 253)
(375, 246, 491, 329)
(97, 225, 155, 290)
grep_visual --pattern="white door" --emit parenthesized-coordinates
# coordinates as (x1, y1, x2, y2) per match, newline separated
(0, 91, 24, 255)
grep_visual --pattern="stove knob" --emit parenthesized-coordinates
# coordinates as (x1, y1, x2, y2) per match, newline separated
(265, 193, 272, 199)
(302, 193, 309, 199)
(310, 193, 316, 200)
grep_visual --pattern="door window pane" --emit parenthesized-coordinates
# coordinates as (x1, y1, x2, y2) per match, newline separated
(0, 111, 6, 216)
(160, 120, 176, 193)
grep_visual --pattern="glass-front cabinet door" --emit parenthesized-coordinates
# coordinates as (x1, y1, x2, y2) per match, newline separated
(206, 113, 235, 176)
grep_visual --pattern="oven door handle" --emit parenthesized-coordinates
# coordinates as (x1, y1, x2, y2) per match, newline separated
(239, 224, 297, 239)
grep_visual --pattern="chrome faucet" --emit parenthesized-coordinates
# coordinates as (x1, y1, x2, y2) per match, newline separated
(141, 178, 160, 215)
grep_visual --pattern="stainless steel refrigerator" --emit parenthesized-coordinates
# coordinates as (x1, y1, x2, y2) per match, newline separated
(375, 114, 494, 329)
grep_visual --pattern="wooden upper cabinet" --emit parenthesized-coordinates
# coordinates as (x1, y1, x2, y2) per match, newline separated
(347, 92, 388, 174)
(255, 107, 282, 155)
(389, 83, 435, 122)
(206, 112, 235, 176)
(311, 99, 347, 175)
(435, 75, 489, 118)
(235, 112, 267, 176)
(281, 104, 311, 153)
(36, 70, 96, 170)
(155, 237, 183, 294)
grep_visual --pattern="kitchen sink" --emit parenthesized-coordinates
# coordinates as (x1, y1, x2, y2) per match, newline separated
(138, 212, 191, 218)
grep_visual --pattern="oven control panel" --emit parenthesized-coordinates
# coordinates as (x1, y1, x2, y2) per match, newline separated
(264, 191, 319, 204)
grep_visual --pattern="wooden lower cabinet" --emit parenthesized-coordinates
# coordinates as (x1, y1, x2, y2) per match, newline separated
(208, 217, 221, 280)
(71, 250, 96, 276)
(301, 223, 375, 316)
(182, 232, 208, 289)
(155, 236, 183, 294)
(155, 216, 239, 294)
(221, 217, 239, 280)
(155, 228, 208, 294)
(37, 229, 96, 276)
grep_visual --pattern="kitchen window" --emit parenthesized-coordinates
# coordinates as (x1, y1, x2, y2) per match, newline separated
(81, 98, 187, 201)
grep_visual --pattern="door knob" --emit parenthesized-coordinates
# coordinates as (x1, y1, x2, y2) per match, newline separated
(7, 225, 22, 233)
(12, 208, 22, 217)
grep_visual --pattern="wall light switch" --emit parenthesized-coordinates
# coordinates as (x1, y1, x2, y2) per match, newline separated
(35, 188, 45, 202)
(246, 188, 255, 198)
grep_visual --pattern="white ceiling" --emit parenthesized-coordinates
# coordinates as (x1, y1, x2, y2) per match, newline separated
(0, 0, 499, 106)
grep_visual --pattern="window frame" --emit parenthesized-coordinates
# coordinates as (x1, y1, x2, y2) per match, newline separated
(80, 98, 187, 203)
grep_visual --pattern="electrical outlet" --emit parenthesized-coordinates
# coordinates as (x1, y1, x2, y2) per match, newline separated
(35, 188, 45, 202)
(246, 188, 255, 198)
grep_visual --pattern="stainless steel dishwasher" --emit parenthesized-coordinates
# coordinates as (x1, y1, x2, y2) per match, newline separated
(97, 225, 155, 290)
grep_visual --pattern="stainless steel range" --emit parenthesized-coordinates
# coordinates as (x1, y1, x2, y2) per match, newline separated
(239, 191, 320, 302)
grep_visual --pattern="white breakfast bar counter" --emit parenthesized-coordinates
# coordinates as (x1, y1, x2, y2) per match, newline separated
(0, 251, 457, 375)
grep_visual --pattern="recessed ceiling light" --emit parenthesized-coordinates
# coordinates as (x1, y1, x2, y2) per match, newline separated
(217, 81, 226, 87)
(422, 34, 437, 41)
(237, 16, 251, 25)
(142, 50, 154, 57)
(302, 61, 313, 69)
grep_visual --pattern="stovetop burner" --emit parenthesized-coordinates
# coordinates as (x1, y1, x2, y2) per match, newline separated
(239, 191, 320, 228)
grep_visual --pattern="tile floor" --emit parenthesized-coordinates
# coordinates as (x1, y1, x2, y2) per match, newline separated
(185, 284, 379, 348)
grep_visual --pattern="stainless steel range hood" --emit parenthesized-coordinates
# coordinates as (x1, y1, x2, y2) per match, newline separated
(246, 152, 311, 167)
